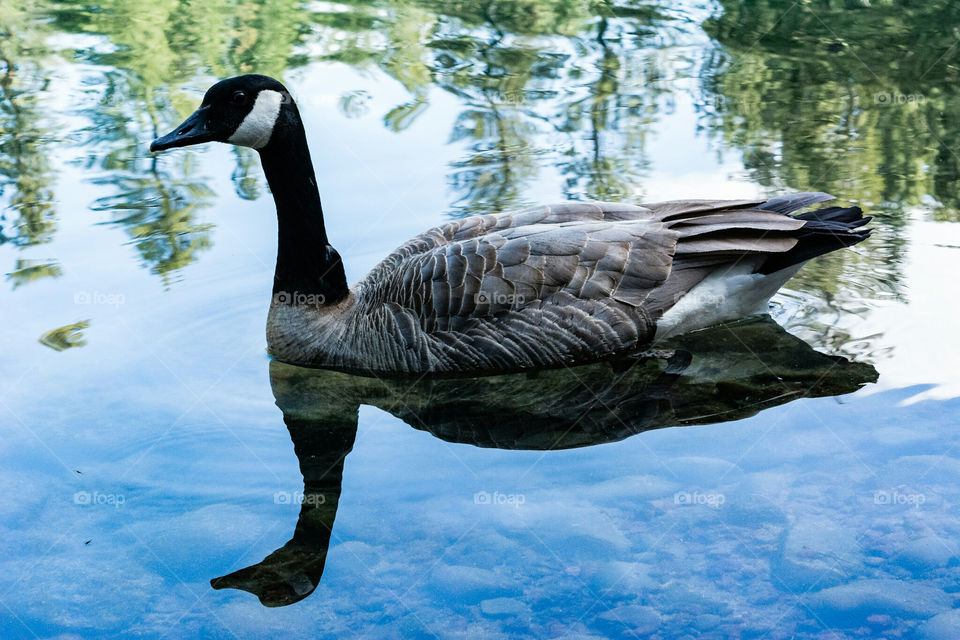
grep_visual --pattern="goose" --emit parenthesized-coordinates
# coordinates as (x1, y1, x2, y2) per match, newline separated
(150, 75, 871, 376)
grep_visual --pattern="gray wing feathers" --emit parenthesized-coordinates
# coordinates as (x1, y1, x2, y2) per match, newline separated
(675, 235, 799, 254)
(350, 194, 838, 373)
(641, 199, 764, 221)
(353, 203, 672, 371)
(756, 191, 834, 214)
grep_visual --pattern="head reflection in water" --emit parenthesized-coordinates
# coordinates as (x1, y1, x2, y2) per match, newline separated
(211, 317, 876, 607)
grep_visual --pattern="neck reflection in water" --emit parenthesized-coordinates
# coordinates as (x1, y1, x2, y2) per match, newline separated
(210, 316, 877, 607)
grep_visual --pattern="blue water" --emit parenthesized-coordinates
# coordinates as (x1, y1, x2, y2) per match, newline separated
(2, 0, 960, 637)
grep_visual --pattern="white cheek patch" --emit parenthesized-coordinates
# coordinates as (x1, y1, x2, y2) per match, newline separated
(228, 89, 284, 149)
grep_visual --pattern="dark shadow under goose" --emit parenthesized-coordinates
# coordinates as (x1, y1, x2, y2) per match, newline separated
(151, 75, 871, 375)
(209, 317, 877, 607)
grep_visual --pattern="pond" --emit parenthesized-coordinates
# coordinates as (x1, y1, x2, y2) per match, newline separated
(2, 0, 960, 637)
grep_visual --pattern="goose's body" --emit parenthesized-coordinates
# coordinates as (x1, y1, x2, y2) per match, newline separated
(151, 75, 870, 376)
(268, 194, 867, 374)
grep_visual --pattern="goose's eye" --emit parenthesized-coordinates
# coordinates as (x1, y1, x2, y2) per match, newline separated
(230, 91, 247, 105)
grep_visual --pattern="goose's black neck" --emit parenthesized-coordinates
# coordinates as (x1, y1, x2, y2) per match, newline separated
(259, 109, 348, 305)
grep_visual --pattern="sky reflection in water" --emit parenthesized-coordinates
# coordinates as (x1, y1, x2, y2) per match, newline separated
(2, 0, 960, 638)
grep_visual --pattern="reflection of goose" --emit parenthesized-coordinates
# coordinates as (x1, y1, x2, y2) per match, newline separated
(210, 317, 876, 606)
(151, 75, 870, 375)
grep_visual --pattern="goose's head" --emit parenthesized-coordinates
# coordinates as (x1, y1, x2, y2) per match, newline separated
(150, 75, 294, 153)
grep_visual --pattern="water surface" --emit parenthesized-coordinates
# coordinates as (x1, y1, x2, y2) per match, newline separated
(2, 0, 960, 638)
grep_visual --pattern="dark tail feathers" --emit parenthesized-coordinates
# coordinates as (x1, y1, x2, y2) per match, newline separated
(758, 205, 871, 275)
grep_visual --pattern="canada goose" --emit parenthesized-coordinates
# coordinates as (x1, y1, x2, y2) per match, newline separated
(151, 75, 871, 375)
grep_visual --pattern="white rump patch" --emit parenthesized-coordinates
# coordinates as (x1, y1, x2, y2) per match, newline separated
(654, 261, 805, 341)
(228, 89, 283, 149)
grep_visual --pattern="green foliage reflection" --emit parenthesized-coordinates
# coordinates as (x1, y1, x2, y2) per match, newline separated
(2, 0, 954, 317)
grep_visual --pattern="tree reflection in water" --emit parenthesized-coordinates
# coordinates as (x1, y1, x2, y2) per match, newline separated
(5, 0, 953, 362)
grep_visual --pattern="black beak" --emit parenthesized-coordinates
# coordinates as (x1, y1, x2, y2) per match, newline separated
(150, 106, 216, 152)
